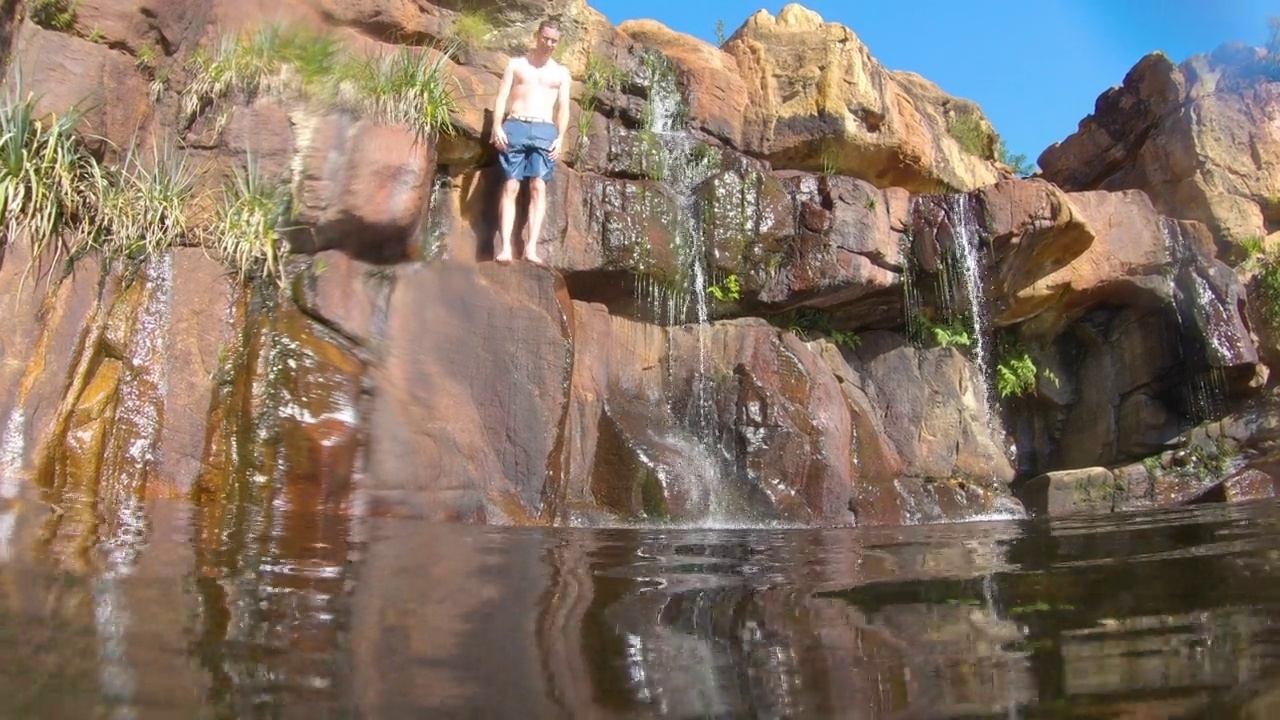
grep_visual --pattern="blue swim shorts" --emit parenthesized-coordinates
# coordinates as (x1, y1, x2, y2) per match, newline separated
(498, 118, 557, 183)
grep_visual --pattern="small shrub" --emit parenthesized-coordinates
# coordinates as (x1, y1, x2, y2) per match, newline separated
(28, 0, 76, 30)
(707, 273, 741, 302)
(996, 351, 1037, 398)
(0, 86, 99, 272)
(208, 157, 291, 286)
(93, 144, 198, 259)
(829, 329, 860, 348)
(136, 44, 160, 70)
(715, 19, 726, 46)
(781, 307, 856, 347)
(948, 112, 991, 158)
(1142, 455, 1163, 479)
(819, 144, 838, 176)
(449, 11, 494, 49)
(1254, 253, 1280, 328)
(996, 139, 1035, 176)
(921, 317, 972, 349)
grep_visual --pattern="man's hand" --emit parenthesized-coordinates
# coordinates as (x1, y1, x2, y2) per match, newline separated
(492, 123, 508, 151)
(548, 135, 562, 160)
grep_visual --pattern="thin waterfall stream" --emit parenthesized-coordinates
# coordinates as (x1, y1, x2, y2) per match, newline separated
(944, 194, 996, 429)
(0, 407, 23, 562)
(633, 52, 740, 525)
(1160, 217, 1231, 421)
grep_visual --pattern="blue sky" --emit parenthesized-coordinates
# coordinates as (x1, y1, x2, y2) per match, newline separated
(589, 1, 1275, 167)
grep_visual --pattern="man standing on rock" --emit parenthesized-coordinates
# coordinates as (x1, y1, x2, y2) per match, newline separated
(491, 18, 572, 265)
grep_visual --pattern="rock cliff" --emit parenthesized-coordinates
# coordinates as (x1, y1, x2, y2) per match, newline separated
(1, 0, 1277, 528)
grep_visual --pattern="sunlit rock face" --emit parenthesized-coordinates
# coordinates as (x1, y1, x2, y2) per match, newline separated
(1040, 48, 1280, 247)
(621, 5, 1005, 193)
(1, 0, 1278, 526)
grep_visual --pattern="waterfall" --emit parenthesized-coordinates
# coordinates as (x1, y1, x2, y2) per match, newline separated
(1160, 218, 1229, 421)
(0, 408, 24, 562)
(944, 194, 996, 427)
(634, 52, 734, 525)
(93, 251, 174, 719)
(906, 195, 997, 432)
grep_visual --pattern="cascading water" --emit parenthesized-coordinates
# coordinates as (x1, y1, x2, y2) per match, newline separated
(0, 408, 24, 562)
(1160, 218, 1231, 422)
(632, 52, 737, 525)
(94, 252, 174, 719)
(905, 195, 999, 433)
(941, 194, 996, 428)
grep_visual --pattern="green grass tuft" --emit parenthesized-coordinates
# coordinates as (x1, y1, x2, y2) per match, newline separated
(345, 47, 458, 137)
(28, 0, 77, 30)
(449, 11, 494, 49)
(93, 144, 198, 259)
(0, 86, 99, 274)
(209, 157, 291, 286)
(181, 25, 457, 138)
(948, 112, 992, 158)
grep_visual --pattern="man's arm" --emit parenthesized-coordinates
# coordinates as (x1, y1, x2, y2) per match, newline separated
(549, 66, 572, 159)
(491, 60, 516, 149)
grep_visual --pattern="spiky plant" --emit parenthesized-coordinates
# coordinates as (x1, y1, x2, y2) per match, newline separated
(208, 158, 290, 285)
(347, 46, 458, 137)
(94, 144, 198, 259)
(0, 86, 99, 272)
(182, 25, 458, 139)
(181, 28, 291, 125)
(28, 0, 77, 30)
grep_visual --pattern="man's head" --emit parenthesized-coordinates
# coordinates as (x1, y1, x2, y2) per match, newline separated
(532, 18, 561, 56)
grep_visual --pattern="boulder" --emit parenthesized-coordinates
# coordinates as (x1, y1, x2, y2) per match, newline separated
(718, 4, 1001, 192)
(1015, 468, 1117, 516)
(615, 19, 748, 147)
(847, 331, 1014, 484)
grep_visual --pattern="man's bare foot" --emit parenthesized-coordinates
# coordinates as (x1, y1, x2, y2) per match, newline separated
(524, 249, 544, 265)
(495, 249, 514, 263)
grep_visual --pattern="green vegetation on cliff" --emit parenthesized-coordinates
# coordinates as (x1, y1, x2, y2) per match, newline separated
(210, 160, 291, 285)
(28, 0, 77, 31)
(0, 89, 97, 266)
(0, 81, 292, 283)
(448, 11, 495, 49)
(0, 22, 461, 287)
(182, 25, 458, 137)
(1241, 235, 1280, 328)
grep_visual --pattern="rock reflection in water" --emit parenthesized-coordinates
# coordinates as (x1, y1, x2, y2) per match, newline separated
(6, 493, 1280, 716)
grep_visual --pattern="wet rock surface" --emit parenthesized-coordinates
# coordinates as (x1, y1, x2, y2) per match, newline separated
(0, 0, 1278, 526)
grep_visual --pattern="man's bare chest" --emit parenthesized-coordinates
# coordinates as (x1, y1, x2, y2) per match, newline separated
(514, 62, 563, 90)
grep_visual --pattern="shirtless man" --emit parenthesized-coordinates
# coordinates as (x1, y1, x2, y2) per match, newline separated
(491, 18, 571, 264)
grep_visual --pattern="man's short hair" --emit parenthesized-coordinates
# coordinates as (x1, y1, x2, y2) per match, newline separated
(537, 18, 560, 34)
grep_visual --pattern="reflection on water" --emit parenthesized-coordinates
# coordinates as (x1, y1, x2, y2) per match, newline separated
(4, 489, 1280, 717)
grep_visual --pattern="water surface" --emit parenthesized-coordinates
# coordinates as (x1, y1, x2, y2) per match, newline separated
(4, 491, 1280, 718)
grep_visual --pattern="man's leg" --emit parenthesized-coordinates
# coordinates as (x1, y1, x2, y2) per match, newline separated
(525, 177, 547, 264)
(496, 178, 521, 262)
